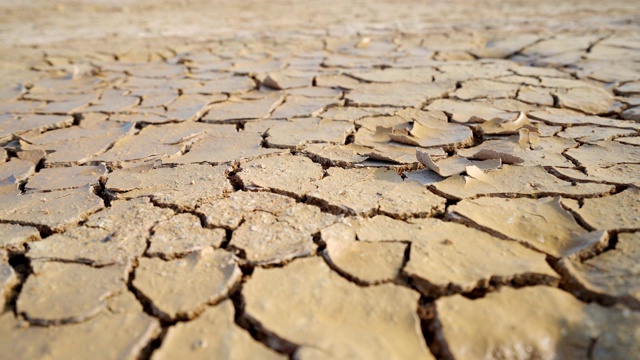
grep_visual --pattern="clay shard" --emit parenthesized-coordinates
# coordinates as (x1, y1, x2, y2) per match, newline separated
(431, 164, 614, 200)
(347, 81, 453, 107)
(25, 164, 107, 192)
(0, 223, 41, 252)
(265, 117, 354, 149)
(202, 93, 284, 123)
(557, 125, 636, 143)
(0, 256, 17, 311)
(93, 122, 207, 165)
(564, 140, 640, 167)
(270, 96, 340, 119)
(17, 261, 129, 325)
(152, 300, 284, 360)
(564, 187, 640, 231)
(147, 213, 226, 260)
(555, 86, 615, 115)
(456, 131, 575, 167)
(106, 164, 232, 210)
(388, 118, 473, 150)
(27, 198, 173, 266)
(321, 223, 407, 285)
(243, 257, 433, 359)
(230, 203, 339, 266)
(558, 232, 640, 310)
(402, 218, 557, 296)
(434, 286, 601, 359)
(0, 186, 104, 233)
(0, 301, 159, 360)
(449, 197, 608, 258)
(0, 159, 35, 183)
(196, 191, 297, 230)
(236, 155, 323, 198)
(132, 248, 241, 321)
(554, 164, 640, 186)
(308, 167, 446, 217)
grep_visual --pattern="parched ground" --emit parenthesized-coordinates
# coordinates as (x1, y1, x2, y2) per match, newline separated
(1, 0, 640, 359)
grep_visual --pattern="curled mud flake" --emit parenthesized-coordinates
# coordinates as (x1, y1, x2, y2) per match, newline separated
(17, 261, 130, 325)
(564, 187, 640, 231)
(28, 199, 172, 266)
(454, 79, 520, 100)
(308, 167, 445, 217)
(153, 300, 284, 360)
(0, 159, 35, 183)
(265, 117, 354, 149)
(244, 257, 433, 359)
(106, 164, 232, 210)
(132, 248, 241, 321)
(449, 197, 608, 258)
(0, 223, 40, 253)
(25, 164, 107, 192)
(388, 118, 473, 150)
(0, 186, 104, 233)
(321, 223, 406, 285)
(417, 152, 499, 177)
(554, 86, 615, 115)
(477, 111, 535, 136)
(432, 164, 614, 200)
(270, 96, 340, 119)
(564, 140, 640, 167)
(559, 232, 640, 310)
(237, 155, 323, 197)
(554, 164, 640, 186)
(403, 218, 557, 296)
(262, 71, 312, 90)
(557, 125, 636, 143)
(434, 286, 603, 359)
(0, 302, 159, 360)
(196, 191, 297, 230)
(147, 213, 226, 260)
(0, 115, 74, 143)
(231, 203, 339, 266)
(302, 143, 370, 168)
(347, 81, 453, 107)
(202, 93, 284, 123)
(457, 132, 575, 167)
(426, 99, 516, 123)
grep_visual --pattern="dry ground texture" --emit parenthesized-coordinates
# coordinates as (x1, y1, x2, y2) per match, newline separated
(1, 0, 640, 359)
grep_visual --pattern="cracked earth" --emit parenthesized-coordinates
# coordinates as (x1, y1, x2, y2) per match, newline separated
(1, 0, 640, 359)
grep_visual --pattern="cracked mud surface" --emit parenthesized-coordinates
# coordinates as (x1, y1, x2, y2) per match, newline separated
(1, 0, 639, 358)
